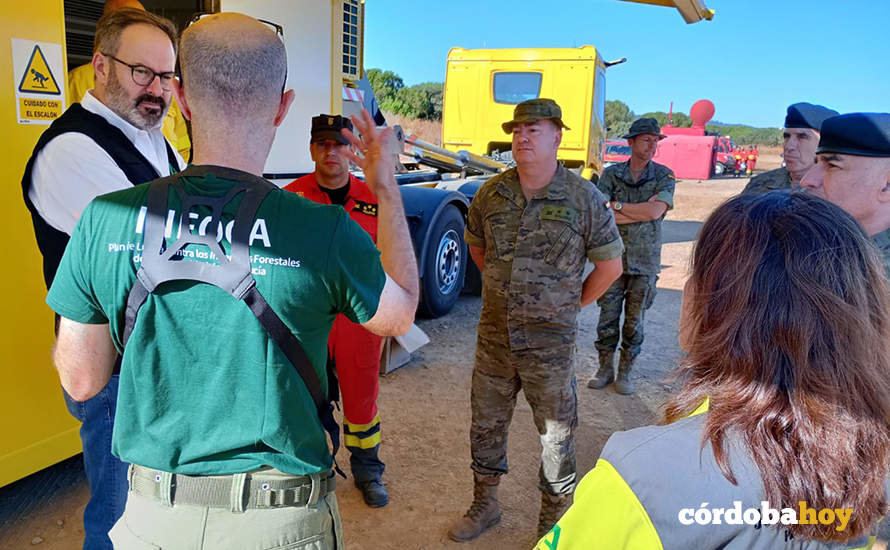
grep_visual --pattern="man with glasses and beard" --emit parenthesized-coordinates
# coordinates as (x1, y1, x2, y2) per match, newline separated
(67, 0, 191, 160)
(21, 8, 183, 550)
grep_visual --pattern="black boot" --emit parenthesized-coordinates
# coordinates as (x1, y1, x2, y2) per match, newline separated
(348, 442, 388, 507)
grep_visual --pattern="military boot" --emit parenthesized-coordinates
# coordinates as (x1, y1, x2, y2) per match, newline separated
(537, 492, 571, 538)
(448, 474, 502, 542)
(346, 419, 388, 507)
(615, 353, 636, 395)
(587, 351, 614, 389)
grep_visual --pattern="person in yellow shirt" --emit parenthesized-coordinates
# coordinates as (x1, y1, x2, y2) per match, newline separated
(67, 0, 190, 161)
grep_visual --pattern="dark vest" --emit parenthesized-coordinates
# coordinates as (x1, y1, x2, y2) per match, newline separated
(21, 103, 179, 289)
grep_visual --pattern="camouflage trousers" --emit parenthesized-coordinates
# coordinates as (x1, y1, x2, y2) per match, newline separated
(595, 274, 656, 360)
(470, 337, 578, 496)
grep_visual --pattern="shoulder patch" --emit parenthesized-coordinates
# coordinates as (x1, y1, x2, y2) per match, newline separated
(353, 199, 378, 217)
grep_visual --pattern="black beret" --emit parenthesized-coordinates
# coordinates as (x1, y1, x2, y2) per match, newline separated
(310, 114, 353, 144)
(784, 102, 839, 131)
(817, 113, 890, 157)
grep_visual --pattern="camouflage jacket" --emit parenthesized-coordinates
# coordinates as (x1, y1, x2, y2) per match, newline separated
(742, 166, 793, 194)
(597, 160, 675, 275)
(466, 165, 623, 350)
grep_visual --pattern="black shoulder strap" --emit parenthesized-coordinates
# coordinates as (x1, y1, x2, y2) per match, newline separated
(121, 166, 343, 470)
(164, 139, 181, 175)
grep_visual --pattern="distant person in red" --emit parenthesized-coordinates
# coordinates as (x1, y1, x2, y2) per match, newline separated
(285, 114, 389, 508)
(746, 147, 758, 175)
(733, 149, 744, 177)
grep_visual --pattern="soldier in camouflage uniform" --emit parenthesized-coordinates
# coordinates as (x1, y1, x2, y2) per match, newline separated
(589, 118, 675, 395)
(449, 98, 623, 543)
(743, 102, 838, 194)
(801, 112, 890, 277)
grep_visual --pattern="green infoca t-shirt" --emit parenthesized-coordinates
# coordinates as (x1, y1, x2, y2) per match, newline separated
(46, 165, 386, 476)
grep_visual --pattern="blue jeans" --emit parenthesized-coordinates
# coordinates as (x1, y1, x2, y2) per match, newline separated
(63, 374, 129, 550)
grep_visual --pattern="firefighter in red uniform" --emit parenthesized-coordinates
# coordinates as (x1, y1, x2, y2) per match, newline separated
(733, 149, 744, 177)
(285, 114, 389, 507)
(746, 146, 758, 175)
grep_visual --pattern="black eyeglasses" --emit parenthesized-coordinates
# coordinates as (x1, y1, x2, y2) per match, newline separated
(187, 13, 284, 39)
(102, 53, 175, 91)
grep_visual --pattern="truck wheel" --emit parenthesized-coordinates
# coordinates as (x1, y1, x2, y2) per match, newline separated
(419, 205, 467, 318)
(713, 162, 724, 177)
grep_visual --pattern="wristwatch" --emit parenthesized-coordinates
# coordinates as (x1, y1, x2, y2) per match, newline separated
(612, 201, 623, 211)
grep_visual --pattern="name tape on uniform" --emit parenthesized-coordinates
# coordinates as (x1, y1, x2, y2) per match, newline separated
(540, 205, 578, 224)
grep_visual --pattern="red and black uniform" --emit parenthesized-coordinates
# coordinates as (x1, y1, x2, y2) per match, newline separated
(284, 172, 385, 484)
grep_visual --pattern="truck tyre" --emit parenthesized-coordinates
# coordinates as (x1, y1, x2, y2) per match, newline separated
(713, 162, 724, 177)
(419, 205, 467, 318)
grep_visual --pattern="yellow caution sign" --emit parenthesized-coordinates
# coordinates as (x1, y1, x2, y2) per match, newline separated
(11, 38, 66, 124)
(17, 45, 61, 95)
(18, 97, 63, 121)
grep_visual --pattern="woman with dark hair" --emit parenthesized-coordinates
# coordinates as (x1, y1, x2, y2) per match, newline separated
(535, 191, 890, 549)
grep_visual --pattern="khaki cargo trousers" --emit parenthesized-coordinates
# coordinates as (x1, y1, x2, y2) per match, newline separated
(109, 465, 343, 550)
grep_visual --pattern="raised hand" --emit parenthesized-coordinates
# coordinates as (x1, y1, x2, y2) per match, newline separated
(341, 109, 397, 199)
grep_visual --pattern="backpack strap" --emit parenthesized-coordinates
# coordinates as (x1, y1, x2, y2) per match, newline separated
(122, 166, 344, 473)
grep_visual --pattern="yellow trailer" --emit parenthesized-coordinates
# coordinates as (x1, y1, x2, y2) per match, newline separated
(0, 1, 79, 488)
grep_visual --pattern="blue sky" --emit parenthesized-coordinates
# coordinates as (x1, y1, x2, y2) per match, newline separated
(364, 0, 888, 127)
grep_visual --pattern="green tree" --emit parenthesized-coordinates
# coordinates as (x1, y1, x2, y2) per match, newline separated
(605, 100, 634, 138)
(366, 68, 404, 110)
(411, 82, 443, 120)
(706, 124, 782, 146)
(366, 69, 444, 120)
(640, 111, 692, 128)
(395, 86, 432, 119)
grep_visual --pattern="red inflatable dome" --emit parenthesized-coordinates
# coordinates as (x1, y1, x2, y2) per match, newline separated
(689, 99, 715, 128)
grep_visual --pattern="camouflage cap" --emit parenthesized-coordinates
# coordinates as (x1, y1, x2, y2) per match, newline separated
(622, 117, 667, 140)
(310, 114, 353, 145)
(501, 98, 571, 133)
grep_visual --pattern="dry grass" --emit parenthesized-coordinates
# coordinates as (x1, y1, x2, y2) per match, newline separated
(383, 112, 442, 146)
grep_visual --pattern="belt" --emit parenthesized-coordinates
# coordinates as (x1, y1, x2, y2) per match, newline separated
(129, 464, 336, 511)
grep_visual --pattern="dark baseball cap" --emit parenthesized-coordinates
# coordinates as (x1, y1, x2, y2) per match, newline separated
(622, 117, 666, 140)
(816, 113, 890, 157)
(501, 98, 570, 133)
(784, 102, 838, 131)
(310, 114, 353, 145)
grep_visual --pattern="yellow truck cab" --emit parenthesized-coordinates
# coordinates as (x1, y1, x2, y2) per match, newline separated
(442, 46, 607, 179)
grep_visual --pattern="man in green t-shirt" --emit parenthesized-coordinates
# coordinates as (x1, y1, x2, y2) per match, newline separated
(47, 13, 418, 549)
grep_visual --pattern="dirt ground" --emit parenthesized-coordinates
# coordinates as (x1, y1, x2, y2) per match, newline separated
(14, 149, 887, 550)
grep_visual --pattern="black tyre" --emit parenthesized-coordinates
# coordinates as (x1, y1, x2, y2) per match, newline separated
(418, 205, 467, 318)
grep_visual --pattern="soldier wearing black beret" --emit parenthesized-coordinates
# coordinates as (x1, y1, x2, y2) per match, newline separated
(801, 112, 890, 275)
(743, 102, 838, 194)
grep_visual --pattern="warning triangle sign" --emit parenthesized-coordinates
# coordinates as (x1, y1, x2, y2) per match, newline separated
(18, 45, 61, 95)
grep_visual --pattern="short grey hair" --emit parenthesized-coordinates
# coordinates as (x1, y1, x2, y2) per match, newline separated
(179, 17, 286, 118)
